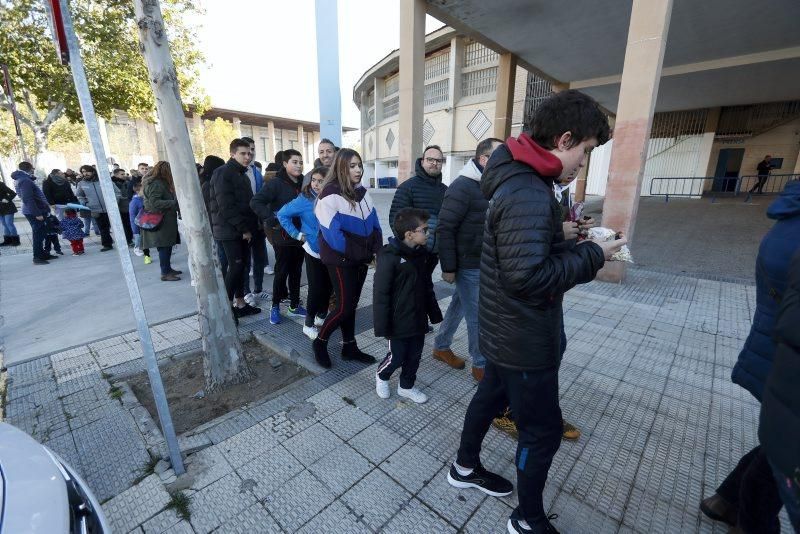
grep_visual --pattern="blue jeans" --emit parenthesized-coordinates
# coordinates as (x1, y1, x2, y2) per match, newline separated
(157, 246, 173, 275)
(434, 268, 485, 368)
(770, 460, 800, 532)
(1, 214, 18, 236)
(82, 215, 99, 235)
(24, 215, 47, 260)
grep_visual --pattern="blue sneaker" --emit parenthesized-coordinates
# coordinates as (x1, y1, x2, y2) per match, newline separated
(270, 306, 281, 325)
(288, 305, 307, 317)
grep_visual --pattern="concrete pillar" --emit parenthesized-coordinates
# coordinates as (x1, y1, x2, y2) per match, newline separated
(493, 53, 517, 139)
(574, 152, 591, 202)
(191, 112, 205, 159)
(297, 124, 306, 164)
(397, 0, 425, 182)
(598, 0, 673, 283)
(374, 77, 384, 162)
(695, 107, 720, 179)
(793, 146, 800, 175)
(154, 120, 168, 162)
(448, 36, 464, 155)
(314, 0, 343, 146)
(232, 116, 242, 138)
(266, 121, 276, 159)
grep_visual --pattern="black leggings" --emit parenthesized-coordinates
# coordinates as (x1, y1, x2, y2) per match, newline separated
(272, 245, 304, 307)
(221, 238, 248, 301)
(304, 253, 333, 327)
(317, 264, 367, 343)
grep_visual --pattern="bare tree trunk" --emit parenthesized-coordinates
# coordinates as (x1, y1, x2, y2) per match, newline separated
(133, 0, 251, 392)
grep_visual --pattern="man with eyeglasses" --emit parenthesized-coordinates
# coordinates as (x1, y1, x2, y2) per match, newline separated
(389, 145, 454, 356)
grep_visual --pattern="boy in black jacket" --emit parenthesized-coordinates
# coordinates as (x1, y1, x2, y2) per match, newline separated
(374, 207, 443, 404)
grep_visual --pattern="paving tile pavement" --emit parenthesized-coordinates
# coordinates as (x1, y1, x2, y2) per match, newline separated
(5, 258, 796, 532)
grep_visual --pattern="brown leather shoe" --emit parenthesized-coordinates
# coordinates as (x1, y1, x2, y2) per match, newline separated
(699, 493, 738, 527)
(562, 419, 581, 440)
(471, 366, 484, 382)
(432, 349, 466, 369)
(161, 273, 181, 282)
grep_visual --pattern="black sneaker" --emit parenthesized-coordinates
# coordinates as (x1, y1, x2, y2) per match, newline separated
(56, 250, 64, 255)
(507, 515, 560, 533)
(446, 463, 513, 497)
(341, 342, 376, 363)
(100, 246, 113, 252)
(240, 303, 261, 316)
(45, 254, 59, 259)
(33, 258, 50, 265)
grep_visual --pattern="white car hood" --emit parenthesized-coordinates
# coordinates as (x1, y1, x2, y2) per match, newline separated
(0, 423, 69, 534)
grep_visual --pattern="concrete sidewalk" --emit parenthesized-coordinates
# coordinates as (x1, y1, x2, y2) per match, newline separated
(0, 236, 198, 365)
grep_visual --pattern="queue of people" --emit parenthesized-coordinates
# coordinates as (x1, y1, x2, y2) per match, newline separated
(4, 88, 798, 533)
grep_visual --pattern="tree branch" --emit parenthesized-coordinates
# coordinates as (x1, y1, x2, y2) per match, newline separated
(0, 95, 34, 128)
(41, 103, 65, 129)
(21, 89, 40, 123)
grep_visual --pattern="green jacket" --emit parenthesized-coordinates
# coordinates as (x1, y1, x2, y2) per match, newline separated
(140, 177, 179, 249)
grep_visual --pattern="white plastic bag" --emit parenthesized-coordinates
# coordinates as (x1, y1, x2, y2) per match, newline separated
(587, 227, 633, 263)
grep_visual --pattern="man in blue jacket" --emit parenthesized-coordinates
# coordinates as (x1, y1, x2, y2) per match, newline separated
(12, 162, 54, 265)
(701, 179, 800, 533)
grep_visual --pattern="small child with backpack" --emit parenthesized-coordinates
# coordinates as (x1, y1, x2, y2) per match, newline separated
(44, 213, 63, 256)
(60, 208, 86, 255)
(128, 181, 151, 263)
(373, 207, 443, 403)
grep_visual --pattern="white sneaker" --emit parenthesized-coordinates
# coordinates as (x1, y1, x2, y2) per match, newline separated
(302, 325, 318, 340)
(397, 386, 428, 404)
(376, 375, 390, 399)
(266, 265, 274, 275)
(252, 290, 270, 300)
(314, 315, 326, 327)
(133, 247, 144, 257)
(243, 293, 256, 306)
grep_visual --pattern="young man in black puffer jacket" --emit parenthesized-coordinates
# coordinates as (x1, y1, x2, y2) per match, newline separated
(209, 138, 261, 319)
(446, 91, 627, 534)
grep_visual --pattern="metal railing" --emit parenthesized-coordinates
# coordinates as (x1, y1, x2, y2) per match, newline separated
(649, 174, 799, 203)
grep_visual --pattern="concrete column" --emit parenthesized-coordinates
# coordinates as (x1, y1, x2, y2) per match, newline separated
(374, 77, 384, 162)
(493, 53, 517, 139)
(297, 124, 306, 163)
(448, 37, 464, 155)
(574, 152, 591, 202)
(695, 107, 720, 179)
(598, 0, 673, 283)
(793, 145, 800, 175)
(267, 121, 276, 158)
(314, 0, 343, 146)
(191, 112, 205, 159)
(232, 116, 242, 138)
(397, 0, 425, 182)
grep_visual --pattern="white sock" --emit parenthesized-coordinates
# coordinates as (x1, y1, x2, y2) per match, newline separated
(454, 462, 473, 476)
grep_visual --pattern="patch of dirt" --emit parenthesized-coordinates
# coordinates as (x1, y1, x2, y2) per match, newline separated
(127, 340, 309, 434)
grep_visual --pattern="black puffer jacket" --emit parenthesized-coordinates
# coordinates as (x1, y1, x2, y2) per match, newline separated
(42, 177, 78, 206)
(437, 159, 487, 272)
(388, 158, 447, 252)
(250, 167, 302, 247)
(0, 180, 18, 216)
(208, 159, 259, 241)
(373, 237, 443, 339)
(759, 249, 800, 479)
(479, 139, 605, 371)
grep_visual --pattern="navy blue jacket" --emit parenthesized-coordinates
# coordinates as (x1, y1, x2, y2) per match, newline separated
(732, 180, 800, 401)
(12, 170, 50, 217)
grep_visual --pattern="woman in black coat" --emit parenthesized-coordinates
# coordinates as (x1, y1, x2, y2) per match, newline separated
(0, 180, 20, 246)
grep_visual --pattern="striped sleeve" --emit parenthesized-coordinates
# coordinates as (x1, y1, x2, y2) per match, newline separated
(315, 194, 347, 254)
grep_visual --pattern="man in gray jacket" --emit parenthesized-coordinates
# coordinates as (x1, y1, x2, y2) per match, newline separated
(76, 165, 120, 251)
